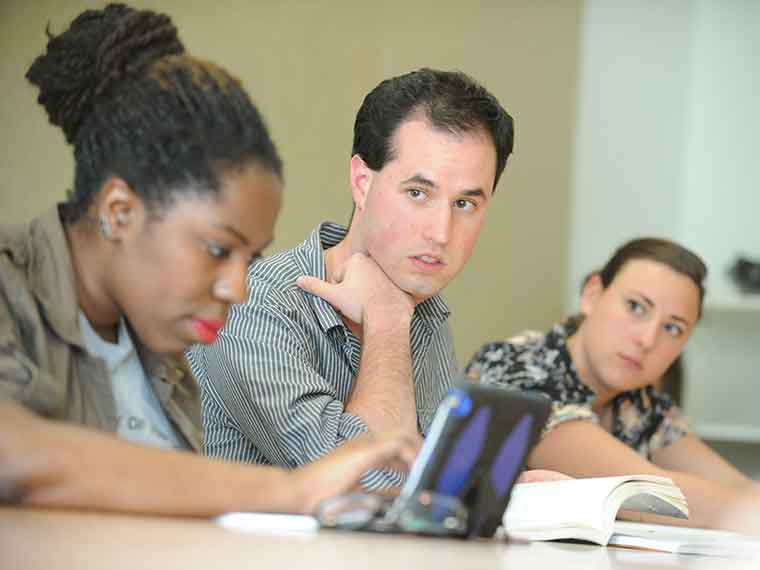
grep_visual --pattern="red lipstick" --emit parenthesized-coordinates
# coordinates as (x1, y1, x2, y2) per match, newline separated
(193, 319, 225, 344)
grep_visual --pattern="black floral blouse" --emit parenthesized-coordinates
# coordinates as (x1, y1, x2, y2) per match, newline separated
(465, 318, 691, 460)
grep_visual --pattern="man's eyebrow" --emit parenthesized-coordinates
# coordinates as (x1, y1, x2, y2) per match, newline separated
(401, 174, 437, 188)
(461, 188, 488, 200)
(212, 223, 249, 245)
(401, 175, 488, 200)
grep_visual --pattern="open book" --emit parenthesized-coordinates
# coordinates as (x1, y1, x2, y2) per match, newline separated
(502, 475, 688, 545)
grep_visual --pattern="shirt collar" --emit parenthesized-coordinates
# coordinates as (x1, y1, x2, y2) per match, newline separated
(291, 222, 345, 333)
(78, 312, 134, 372)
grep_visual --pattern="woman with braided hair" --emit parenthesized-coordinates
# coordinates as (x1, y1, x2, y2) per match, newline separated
(0, 3, 418, 516)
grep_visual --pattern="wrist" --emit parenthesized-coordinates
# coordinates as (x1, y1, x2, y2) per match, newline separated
(362, 304, 412, 333)
(284, 468, 315, 515)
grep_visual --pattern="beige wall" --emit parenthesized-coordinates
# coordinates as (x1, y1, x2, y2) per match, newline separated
(0, 0, 580, 364)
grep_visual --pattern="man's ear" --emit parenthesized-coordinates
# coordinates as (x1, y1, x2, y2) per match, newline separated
(349, 154, 373, 211)
(97, 177, 145, 240)
(579, 273, 604, 316)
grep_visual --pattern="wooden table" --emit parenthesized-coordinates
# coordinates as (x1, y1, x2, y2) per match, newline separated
(1, 506, 757, 570)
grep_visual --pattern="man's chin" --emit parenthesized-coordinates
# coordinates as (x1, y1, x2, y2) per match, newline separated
(390, 272, 447, 305)
(400, 284, 440, 305)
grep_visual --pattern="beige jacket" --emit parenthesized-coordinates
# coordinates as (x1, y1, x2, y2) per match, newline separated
(0, 207, 202, 451)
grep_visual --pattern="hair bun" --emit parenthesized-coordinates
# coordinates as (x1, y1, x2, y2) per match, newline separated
(26, 3, 184, 144)
(94, 8, 183, 99)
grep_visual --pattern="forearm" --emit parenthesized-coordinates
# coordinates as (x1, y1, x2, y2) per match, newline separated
(540, 449, 748, 530)
(617, 472, 753, 531)
(529, 422, 755, 531)
(2, 403, 421, 517)
(0, 403, 307, 517)
(345, 311, 416, 435)
(648, 434, 757, 528)
(652, 433, 754, 489)
(58, 448, 305, 517)
(658, 470, 753, 530)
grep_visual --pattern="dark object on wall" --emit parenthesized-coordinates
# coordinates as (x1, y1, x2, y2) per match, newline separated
(730, 257, 760, 294)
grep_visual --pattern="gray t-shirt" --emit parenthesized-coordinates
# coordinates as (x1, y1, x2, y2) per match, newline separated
(79, 313, 185, 449)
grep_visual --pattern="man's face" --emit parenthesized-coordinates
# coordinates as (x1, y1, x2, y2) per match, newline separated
(352, 117, 497, 304)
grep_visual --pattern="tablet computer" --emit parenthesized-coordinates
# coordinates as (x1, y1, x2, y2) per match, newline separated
(319, 380, 551, 538)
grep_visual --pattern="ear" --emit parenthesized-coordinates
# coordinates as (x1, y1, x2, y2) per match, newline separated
(349, 154, 373, 211)
(97, 177, 145, 241)
(579, 273, 604, 316)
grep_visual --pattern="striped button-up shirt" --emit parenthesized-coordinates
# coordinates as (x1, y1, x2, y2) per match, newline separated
(187, 222, 458, 490)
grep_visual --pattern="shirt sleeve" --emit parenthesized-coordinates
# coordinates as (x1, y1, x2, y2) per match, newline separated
(466, 336, 599, 435)
(188, 295, 371, 468)
(648, 396, 692, 452)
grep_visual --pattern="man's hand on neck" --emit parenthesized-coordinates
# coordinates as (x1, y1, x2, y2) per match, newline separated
(297, 244, 418, 437)
(300, 247, 414, 331)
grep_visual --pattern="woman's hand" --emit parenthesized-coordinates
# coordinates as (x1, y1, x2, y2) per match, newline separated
(517, 469, 573, 484)
(292, 430, 422, 514)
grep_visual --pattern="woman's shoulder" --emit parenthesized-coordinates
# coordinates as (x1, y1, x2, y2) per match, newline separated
(1, 209, 81, 353)
(466, 324, 572, 384)
(0, 219, 31, 267)
(0, 221, 37, 311)
(467, 329, 546, 365)
(466, 320, 598, 408)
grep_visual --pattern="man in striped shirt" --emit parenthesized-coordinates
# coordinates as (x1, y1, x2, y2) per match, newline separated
(188, 68, 515, 490)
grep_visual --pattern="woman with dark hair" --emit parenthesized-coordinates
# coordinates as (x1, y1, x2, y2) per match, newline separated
(466, 238, 759, 529)
(0, 3, 417, 516)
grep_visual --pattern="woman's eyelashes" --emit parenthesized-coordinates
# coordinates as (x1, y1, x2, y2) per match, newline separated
(626, 298, 645, 316)
(205, 236, 266, 268)
(626, 297, 685, 338)
(205, 241, 231, 260)
(664, 322, 684, 338)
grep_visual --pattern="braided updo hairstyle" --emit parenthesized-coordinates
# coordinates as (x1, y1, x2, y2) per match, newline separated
(26, 3, 282, 224)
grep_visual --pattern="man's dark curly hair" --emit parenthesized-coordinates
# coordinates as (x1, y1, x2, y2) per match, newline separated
(26, 3, 282, 224)
(351, 69, 514, 192)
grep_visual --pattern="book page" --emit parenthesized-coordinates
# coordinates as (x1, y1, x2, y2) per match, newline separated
(610, 521, 760, 559)
(616, 483, 688, 519)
